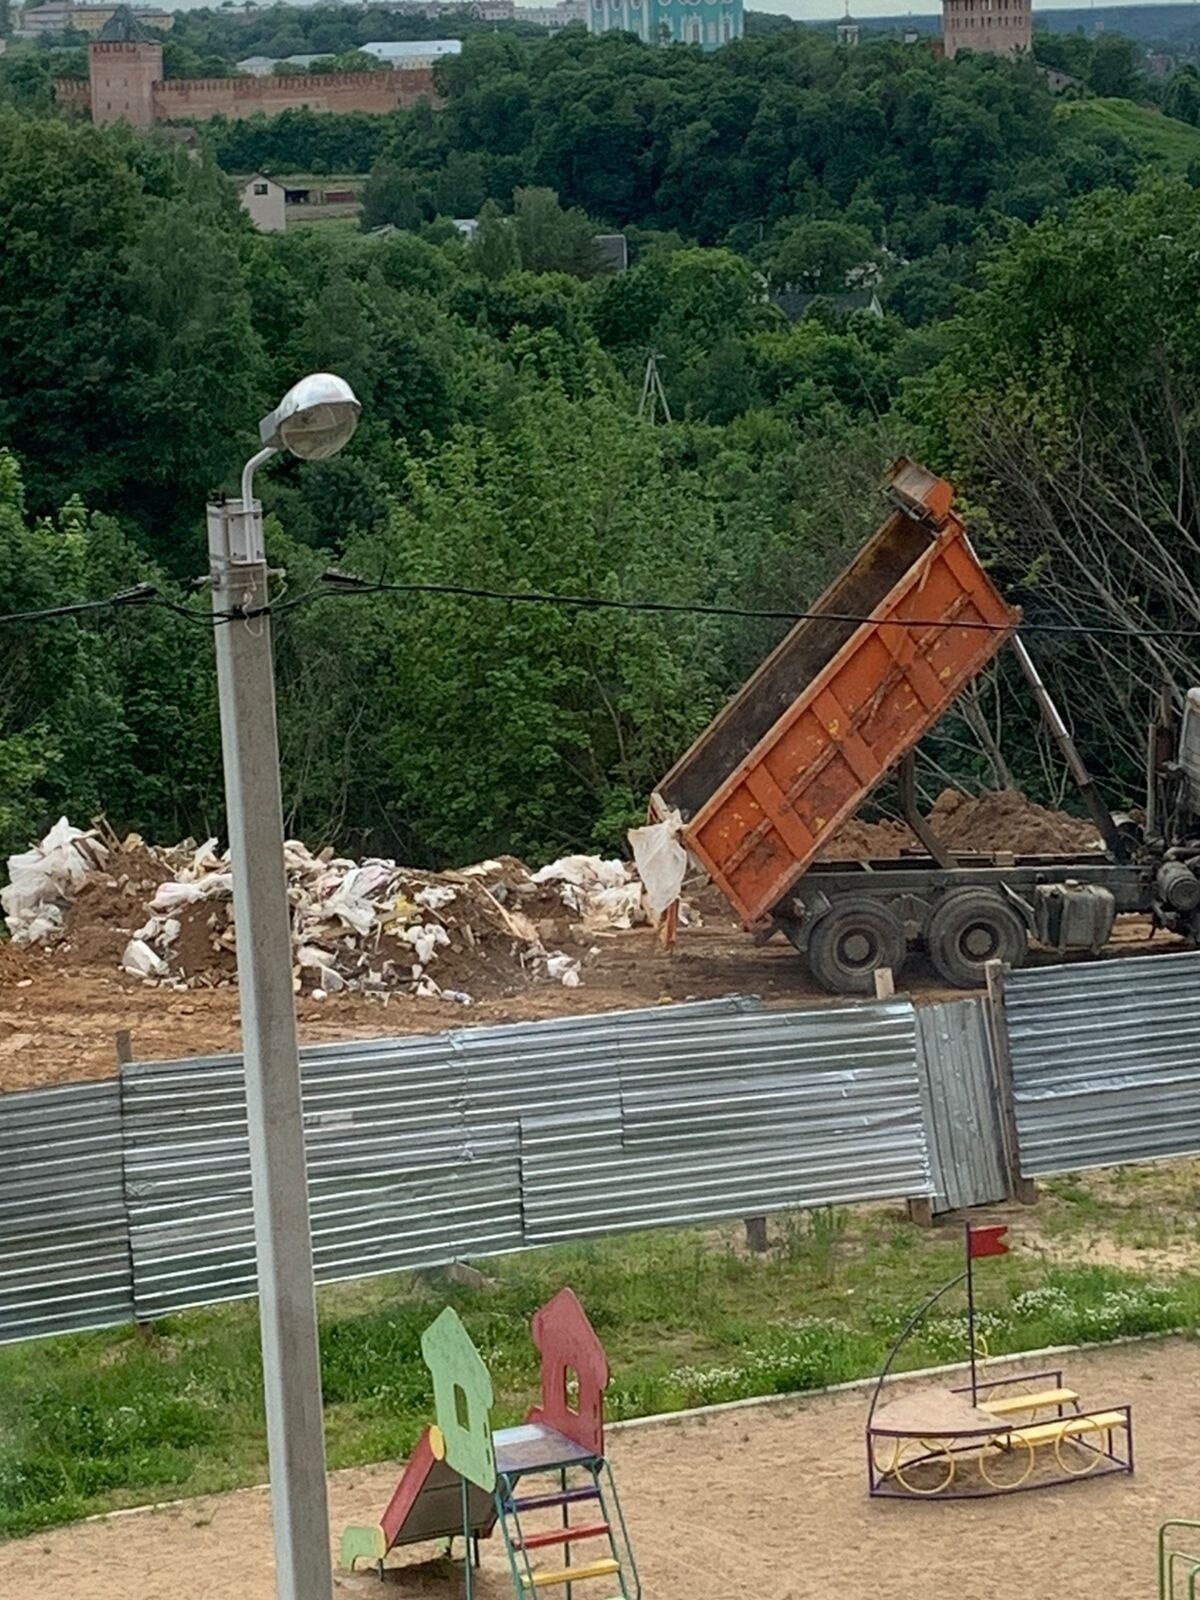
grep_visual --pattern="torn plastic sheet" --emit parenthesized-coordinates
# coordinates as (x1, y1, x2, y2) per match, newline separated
(628, 810, 689, 915)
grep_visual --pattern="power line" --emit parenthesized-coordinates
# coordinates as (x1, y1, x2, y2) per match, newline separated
(2, 571, 1200, 643)
(0, 583, 160, 627)
(260, 570, 1200, 642)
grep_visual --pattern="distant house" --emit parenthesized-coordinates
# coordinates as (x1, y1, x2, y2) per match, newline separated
(237, 173, 286, 233)
(774, 289, 884, 321)
(19, 0, 172, 35)
(236, 39, 463, 76)
(588, 0, 742, 50)
(1041, 65, 1077, 94)
(360, 38, 462, 64)
(514, 0, 587, 27)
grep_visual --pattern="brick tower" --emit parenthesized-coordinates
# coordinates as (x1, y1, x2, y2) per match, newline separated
(89, 7, 162, 129)
(942, 0, 1030, 59)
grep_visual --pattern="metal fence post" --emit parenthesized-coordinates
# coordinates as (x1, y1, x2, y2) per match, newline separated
(984, 959, 1038, 1206)
(115, 1030, 156, 1345)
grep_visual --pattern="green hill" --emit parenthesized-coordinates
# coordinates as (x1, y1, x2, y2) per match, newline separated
(1057, 97, 1200, 173)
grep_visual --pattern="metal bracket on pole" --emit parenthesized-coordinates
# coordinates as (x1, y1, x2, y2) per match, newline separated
(207, 496, 266, 567)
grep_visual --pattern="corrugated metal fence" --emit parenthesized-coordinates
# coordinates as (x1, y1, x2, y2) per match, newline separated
(914, 999, 1008, 1213)
(123, 996, 930, 1320)
(5, 949, 1196, 1348)
(1006, 950, 1200, 1176)
(0, 994, 939, 1342)
(0, 1080, 133, 1342)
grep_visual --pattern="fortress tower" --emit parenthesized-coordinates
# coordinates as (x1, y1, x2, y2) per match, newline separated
(942, 0, 1031, 59)
(89, 7, 162, 129)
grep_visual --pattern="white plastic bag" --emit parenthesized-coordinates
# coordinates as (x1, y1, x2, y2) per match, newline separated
(121, 938, 167, 979)
(628, 809, 689, 915)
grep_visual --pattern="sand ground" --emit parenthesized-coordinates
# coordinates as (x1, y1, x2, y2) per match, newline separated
(2, 1339, 1196, 1600)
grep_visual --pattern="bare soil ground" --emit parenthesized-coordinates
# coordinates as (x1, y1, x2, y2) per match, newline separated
(0, 1338, 1189, 1600)
(0, 911, 1183, 1095)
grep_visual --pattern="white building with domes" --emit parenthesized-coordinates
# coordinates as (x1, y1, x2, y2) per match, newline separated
(587, 0, 743, 49)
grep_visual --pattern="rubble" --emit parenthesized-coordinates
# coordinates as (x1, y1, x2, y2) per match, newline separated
(2, 821, 688, 1004)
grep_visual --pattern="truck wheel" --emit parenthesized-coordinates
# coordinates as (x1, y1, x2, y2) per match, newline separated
(927, 889, 1027, 988)
(804, 898, 907, 995)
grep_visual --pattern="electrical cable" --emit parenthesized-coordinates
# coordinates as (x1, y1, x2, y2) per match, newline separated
(0, 583, 159, 627)
(1, 571, 1200, 642)
(256, 570, 1200, 641)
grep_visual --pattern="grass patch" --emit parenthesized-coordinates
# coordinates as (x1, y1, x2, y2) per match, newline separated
(1, 1180, 1197, 1541)
(1056, 98, 1200, 173)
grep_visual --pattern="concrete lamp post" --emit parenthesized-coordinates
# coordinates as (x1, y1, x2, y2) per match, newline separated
(207, 373, 361, 1600)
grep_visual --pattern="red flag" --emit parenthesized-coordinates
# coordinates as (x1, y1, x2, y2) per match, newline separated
(968, 1224, 1010, 1260)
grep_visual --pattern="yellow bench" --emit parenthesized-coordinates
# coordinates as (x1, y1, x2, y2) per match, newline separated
(980, 1387, 1079, 1419)
(981, 1409, 1129, 1486)
(1008, 1410, 1128, 1448)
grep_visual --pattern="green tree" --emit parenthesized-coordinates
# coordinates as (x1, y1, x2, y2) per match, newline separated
(1165, 65, 1200, 129)
(910, 181, 1200, 793)
(0, 51, 53, 111)
(1087, 34, 1141, 100)
(770, 218, 879, 292)
(317, 389, 750, 859)
(471, 197, 519, 279)
(0, 450, 217, 853)
(511, 186, 601, 278)
(0, 113, 264, 552)
(360, 158, 422, 232)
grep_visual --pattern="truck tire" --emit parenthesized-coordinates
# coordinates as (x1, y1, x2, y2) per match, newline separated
(927, 888, 1027, 988)
(803, 898, 907, 995)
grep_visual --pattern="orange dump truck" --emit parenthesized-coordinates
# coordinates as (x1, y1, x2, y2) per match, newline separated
(655, 460, 1197, 992)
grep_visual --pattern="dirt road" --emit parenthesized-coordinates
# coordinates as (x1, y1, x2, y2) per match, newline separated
(0, 911, 1181, 1095)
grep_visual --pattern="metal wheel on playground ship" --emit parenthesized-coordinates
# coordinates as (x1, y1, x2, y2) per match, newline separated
(978, 1430, 1036, 1491)
(1054, 1419, 1107, 1476)
(880, 1435, 958, 1496)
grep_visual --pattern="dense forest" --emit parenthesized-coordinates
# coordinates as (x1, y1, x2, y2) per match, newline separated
(1, 25, 1198, 865)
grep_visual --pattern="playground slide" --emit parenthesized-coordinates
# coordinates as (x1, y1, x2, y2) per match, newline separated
(341, 1424, 497, 1571)
(341, 1291, 641, 1598)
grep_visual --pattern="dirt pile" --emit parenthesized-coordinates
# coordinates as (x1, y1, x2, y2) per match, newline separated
(821, 788, 1103, 861)
(2, 823, 675, 1006)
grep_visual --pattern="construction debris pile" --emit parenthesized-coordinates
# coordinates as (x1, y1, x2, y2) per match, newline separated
(1, 821, 679, 1004)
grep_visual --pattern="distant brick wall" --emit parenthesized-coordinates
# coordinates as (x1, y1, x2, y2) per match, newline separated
(53, 77, 91, 110)
(153, 66, 439, 121)
(54, 60, 440, 124)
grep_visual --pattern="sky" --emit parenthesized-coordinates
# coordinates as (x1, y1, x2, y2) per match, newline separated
(751, 0, 1178, 15)
(158, 0, 1198, 23)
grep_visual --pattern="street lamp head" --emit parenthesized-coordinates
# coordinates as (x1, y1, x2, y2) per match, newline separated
(258, 373, 361, 462)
